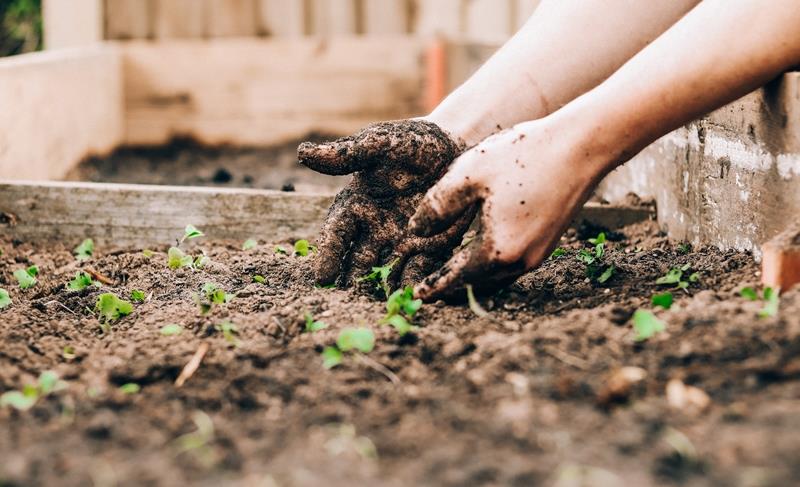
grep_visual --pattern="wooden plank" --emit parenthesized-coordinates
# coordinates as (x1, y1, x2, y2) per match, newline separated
(310, 0, 356, 36)
(0, 181, 332, 246)
(257, 0, 306, 37)
(0, 180, 653, 247)
(104, 0, 152, 40)
(121, 38, 425, 146)
(412, 0, 462, 38)
(362, 0, 407, 36)
(762, 224, 800, 291)
(464, 0, 512, 44)
(43, 0, 104, 49)
(206, 0, 259, 37)
(153, 0, 207, 39)
(0, 47, 124, 181)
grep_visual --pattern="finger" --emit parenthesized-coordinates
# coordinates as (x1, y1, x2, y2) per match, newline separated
(414, 241, 483, 302)
(344, 238, 384, 287)
(313, 205, 358, 285)
(298, 138, 361, 176)
(408, 164, 482, 238)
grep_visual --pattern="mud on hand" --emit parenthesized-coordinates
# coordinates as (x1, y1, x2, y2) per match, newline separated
(298, 120, 474, 290)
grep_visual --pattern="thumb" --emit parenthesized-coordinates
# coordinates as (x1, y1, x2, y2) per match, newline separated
(408, 165, 482, 237)
(297, 138, 361, 176)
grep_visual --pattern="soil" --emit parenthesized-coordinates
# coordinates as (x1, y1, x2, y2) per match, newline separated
(1, 221, 799, 487)
(65, 137, 348, 194)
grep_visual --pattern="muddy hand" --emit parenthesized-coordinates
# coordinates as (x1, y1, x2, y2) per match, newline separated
(298, 120, 473, 288)
(409, 119, 605, 301)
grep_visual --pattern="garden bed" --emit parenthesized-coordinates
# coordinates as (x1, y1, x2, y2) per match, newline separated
(1, 219, 798, 486)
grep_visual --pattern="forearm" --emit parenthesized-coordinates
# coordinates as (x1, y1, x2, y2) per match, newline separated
(427, 0, 700, 146)
(564, 0, 800, 175)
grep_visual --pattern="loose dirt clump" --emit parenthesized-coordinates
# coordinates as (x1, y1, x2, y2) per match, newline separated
(0, 221, 798, 486)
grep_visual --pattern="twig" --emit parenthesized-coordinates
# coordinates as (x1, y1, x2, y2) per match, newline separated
(44, 300, 77, 315)
(543, 345, 590, 371)
(83, 267, 115, 286)
(356, 354, 401, 385)
(175, 342, 210, 388)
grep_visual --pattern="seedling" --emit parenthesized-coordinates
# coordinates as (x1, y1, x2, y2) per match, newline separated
(677, 243, 691, 254)
(13, 265, 38, 289)
(168, 247, 194, 270)
(252, 275, 266, 284)
(142, 249, 155, 258)
(358, 259, 398, 298)
(588, 232, 607, 245)
(160, 324, 183, 336)
(181, 224, 204, 243)
(119, 383, 140, 394)
(95, 293, 133, 323)
(274, 245, 288, 255)
(242, 239, 258, 251)
(741, 286, 781, 318)
(214, 320, 240, 347)
(632, 310, 666, 341)
(73, 238, 94, 261)
(322, 328, 376, 369)
(466, 284, 489, 318)
(68, 271, 99, 291)
(193, 254, 209, 269)
(0, 289, 11, 309)
(381, 286, 422, 336)
(130, 289, 146, 303)
(62, 346, 76, 360)
(173, 411, 216, 466)
(549, 247, 567, 259)
(577, 235, 615, 283)
(195, 283, 234, 314)
(0, 371, 67, 411)
(304, 312, 328, 332)
(656, 263, 700, 291)
(651, 292, 674, 310)
(293, 239, 316, 257)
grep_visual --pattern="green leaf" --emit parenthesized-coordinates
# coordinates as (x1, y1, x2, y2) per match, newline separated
(38, 371, 65, 395)
(193, 254, 209, 269)
(651, 292, 674, 310)
(0, 390, 37, 411)
(293, 239, 315, 257)
(182, 224, 204, 242)
(26, 265, 39, 277)
(588, 232, 606, 245)
(384, 314, 414, 336)
(739, 287, 759, 301)
(577, 249, 596, 265)
(386, 286, 422, 317)
(337, 328, 375, 353)
(357, 259, 398, 297)
(95, 293, 133, 323)
(274, 245, 288, 255)
(597, 265, 616, 284)
(322, 346, 343, 369)
(119, 383, 140, 394)
(130, 289, 146, 303)
(242, 239, 258, 250)
(13, 268, 37, 289)
(656, 268, 683, 285)
(168, 247, 193, 270)
(215, 320, 240, 347)
(0, 289, 11, 309)
(73, 238, 94, 261)
(632, 310, 666, 342)
(677, 243, 691, 254)
(304, 313, 328, 333)
(160, 324, 183, 336)
(549, 247, 567, 259)
(688, 272, 700, 283)
(68, 272, 95, 291)
(252, 275, 266, 284)
(759, 287, 780, 318)
(62, 346, 76, 360)
(466, 284, 489, 318)
(142, 249, 155, 258)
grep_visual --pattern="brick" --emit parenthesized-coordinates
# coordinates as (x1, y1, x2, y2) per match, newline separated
(761, 224, 800, 291)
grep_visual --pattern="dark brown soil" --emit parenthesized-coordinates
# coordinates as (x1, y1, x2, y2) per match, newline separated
(1, 221, 798, 487)
(65, 136, 348, 194)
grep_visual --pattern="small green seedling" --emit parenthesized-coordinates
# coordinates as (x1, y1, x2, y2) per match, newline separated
(358, 259, 398, 298)
(577, 236, 615, 283)
(588, 232, 607, 245)
(304, 312, 328, 332)
(142, 249, 155, 258)
(651, 291, 674, 310)
(119, 383, 140, 394)
(181, 224, 204, 243)
(274, 245, 288, 255)
(466, 284, 490, 318)
(656, 263, 700, 291)
(68, 271, 99, 291)
(252, 275, 266, 284)
(195, 283, 235, 314)
(242, 239, 258, 251)
(62, 346, 76, 360)
(322, 328, 376, 369)
(160, 324, 183, 336)
(13, 265, 38, 289)
(0, 371, 67, 411)
(741, 286, 781, 318)
(215, 320, 240, 347)
(677, 243, 691, 254)
(168, 247, 193, 270)
(739, 287, 759, 301)
(381, 286, 422, 336)
(95, 293, 133, 323)
(293, 239, 316, 257)
(0, 289, 11, 309)
(632, 309, 666, 341)
(130, 289, 146, 303)
(549, 247, 567, 259)
(173, 411, 216, 466)
(193, 254, 209, 269)
(73, 238, 94, 261)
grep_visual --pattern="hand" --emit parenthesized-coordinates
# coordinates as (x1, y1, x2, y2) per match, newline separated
(298, 119, 474, 289)
(408, 119, 606, 301)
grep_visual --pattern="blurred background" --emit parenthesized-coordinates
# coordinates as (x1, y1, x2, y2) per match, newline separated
(0, 0, 42, 57)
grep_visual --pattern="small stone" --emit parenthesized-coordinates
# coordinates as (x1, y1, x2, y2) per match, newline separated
(666, 379, 710, 415)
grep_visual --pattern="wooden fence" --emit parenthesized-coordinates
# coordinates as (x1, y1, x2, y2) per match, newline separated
(103, 0, 540, 43)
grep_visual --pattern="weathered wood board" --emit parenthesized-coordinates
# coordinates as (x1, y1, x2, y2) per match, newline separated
(121, 38, 426, 146)
(257, 0, 306, 37)
(0, 181, 653, 247)
(104, 0, 152, 40)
